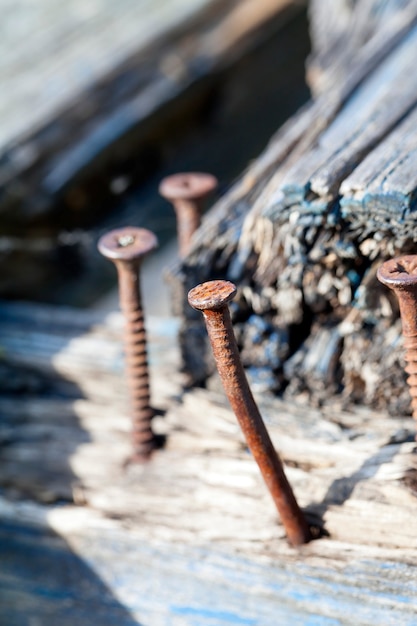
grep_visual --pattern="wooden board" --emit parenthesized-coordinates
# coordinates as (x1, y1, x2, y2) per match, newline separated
(171, 0, 417, 414)
(1, 300, 417, 623)
(0, 0, 303, 224)
(306, 0, 417, 97)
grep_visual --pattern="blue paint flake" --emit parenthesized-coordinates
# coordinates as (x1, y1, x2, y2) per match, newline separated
(170, 605, 257, 625)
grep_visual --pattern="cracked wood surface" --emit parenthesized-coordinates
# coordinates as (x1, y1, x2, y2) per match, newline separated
(1, 301, 417, 624)
(174, 0, 417, 417)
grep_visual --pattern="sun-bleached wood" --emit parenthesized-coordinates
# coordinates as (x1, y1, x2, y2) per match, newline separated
(1, 300, 417, 622)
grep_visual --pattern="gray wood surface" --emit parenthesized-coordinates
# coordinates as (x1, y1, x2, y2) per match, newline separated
(1, 300, 417, 623)
(307, 0, 417, 96)
(0, 0, 220, 149)
(4, 3, 417, 622)
(0, 0, 302, 222)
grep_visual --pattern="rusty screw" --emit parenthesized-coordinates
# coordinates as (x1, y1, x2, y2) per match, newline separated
(188, 279, 312, 546)
(98, 226, 158, 462)
(378, 255, 417, 427)
(159, 172, 218, 258)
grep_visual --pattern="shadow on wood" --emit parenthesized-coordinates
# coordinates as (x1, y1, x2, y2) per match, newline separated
(2, 300, 417, 622)
(0, 522, 140, 626)
(0, 303, 145, 624)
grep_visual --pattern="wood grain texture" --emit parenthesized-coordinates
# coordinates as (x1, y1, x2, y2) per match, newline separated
(4, 2, 417, 621)
(1, 300, 417, 623)
(0, 0, 302, 223)
(307, 0, 417, 97)
(173, 0, 417, 414)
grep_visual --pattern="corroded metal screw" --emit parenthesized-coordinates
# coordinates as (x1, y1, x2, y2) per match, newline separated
(188, 279, 312, 547)
(378, 255, 417, 426)
(98, 226, 158, 462)
(159, 172, 218, 258)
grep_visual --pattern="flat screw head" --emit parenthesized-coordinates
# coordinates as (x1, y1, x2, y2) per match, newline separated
(377, 256, 417, 291)
(188, 278, 312, 546)
(159, 172, 218, 202)
(378, 255, 417, 428)
(98, 227, 158, 262)
(188, 280, 237, 311)
(96, 225, 159, 463)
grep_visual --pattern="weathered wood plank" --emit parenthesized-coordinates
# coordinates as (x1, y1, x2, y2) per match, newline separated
(340, 105, 417, 248)
(173, 0, 417, 413)
(280, 22, 417, 198)
(0, 301, 180, 400)
(307, 0, 417, 97)
(0, 0, 303, 223)
(0, 521, 139, 626)
(3, 511, 417, 626)
(6, 3, 417, 619)
(2, 300, 417, 622)
(0, 0, 209, 148)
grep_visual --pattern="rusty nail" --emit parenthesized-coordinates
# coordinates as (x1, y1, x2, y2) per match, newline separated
(188, 279, 312, 546)
(377, 255, 417, 427)
(98, 226, 158, 462)
(159, 172, 218, 258)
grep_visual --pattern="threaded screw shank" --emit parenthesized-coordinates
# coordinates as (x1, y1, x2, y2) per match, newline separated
(98, 226, 158, 461)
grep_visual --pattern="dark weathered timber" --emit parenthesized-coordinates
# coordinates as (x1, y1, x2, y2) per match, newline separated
(340, 106, 417, 249)
(173, 0, 417, 415)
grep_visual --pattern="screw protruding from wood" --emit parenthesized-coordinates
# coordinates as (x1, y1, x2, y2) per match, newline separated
(188, 279, 312, 547)
(159, 172, 218, 258)
(378, 255, 417, 426)
(98, 226, 158, 462)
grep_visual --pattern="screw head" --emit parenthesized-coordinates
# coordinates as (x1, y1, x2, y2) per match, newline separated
(188, 280, 237, 311)
(98, 227, 158, 262)
(377, 256, 417, 291)
(159, 172, 218, 202)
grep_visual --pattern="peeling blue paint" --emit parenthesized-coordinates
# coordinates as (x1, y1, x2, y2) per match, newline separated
(171, 606, 257, 625)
